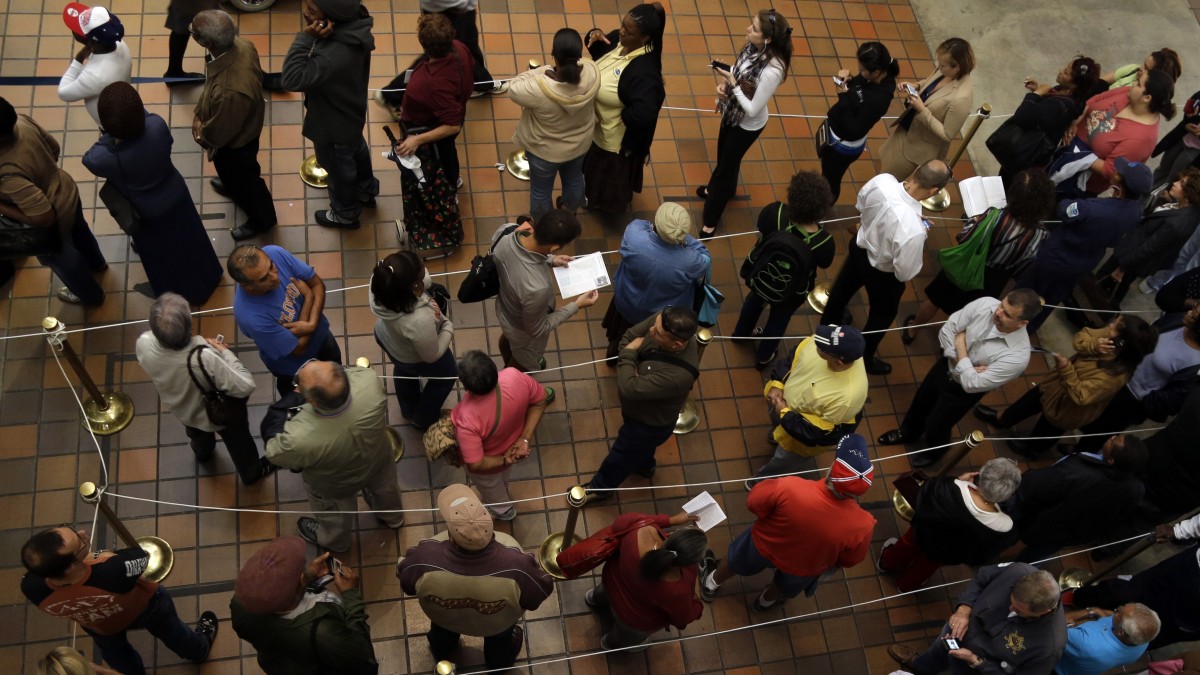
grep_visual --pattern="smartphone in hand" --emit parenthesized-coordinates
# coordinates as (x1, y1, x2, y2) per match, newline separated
(903, 83, 918, 97)
(711, 59, 731, 72)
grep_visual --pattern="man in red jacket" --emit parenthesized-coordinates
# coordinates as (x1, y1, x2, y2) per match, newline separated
(699, 434, 877, 611)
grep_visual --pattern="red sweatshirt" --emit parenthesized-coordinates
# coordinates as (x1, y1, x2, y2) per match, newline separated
(601, 513, 704, 632)
(748, 477, 876, 576)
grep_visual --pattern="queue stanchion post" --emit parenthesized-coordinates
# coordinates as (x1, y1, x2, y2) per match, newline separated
(674, 328, 713, 434)
(891, 429, 984, 521)
(920, 103, 993, 212)
(538, 485, 587, 579)
(1075, 504, 1200, 590)
(435, 661, 456, 674)
(43, 316, 134, 436)
(79, 482, 174, 582)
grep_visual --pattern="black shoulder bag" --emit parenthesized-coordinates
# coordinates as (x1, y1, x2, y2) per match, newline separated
(457, 224, 519, 303)
(97, 145, 142, 236)
(186, 345, 248, 428)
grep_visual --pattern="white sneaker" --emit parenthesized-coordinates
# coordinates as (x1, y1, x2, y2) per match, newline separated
(876, 537, 899, 573)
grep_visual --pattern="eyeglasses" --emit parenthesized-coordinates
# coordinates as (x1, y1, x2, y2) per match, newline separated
(187, 24, 203, 41)
(59, 525, 90, 561)
(292, 358, 318, 393)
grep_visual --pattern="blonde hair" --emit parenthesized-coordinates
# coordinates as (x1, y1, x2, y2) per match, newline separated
(38, 647, 97, 675)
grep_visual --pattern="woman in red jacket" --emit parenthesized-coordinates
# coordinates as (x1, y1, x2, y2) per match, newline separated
(585, 511, 705, 651)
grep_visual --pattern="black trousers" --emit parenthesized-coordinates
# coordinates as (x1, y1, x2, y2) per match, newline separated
(1074, 385, 1147, 455)
(213, 138, 277, 229)
(427, 8, 493, 91)
(997, 386, 1066, 454)
(183, 399, 262, 484)
(702, 124, 763, 228)
(901, 357, 985, 456)
(271, 331, 344, 398)
(819, 239, 907, 361)
(819, 146, 863, 204)
(428, 622, 517, 669)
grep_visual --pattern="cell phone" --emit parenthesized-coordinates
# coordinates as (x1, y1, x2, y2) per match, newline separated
(310, 574, 335, 591)
(711, 59, 731, 72)
(903, 83, 918, 97)
(832, 75, 846, 87)
(328, 556, 342, 576)
(215, 334, 225, 344)
(943, 638, 960, 651)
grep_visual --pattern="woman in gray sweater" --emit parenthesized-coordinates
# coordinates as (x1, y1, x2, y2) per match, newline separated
(372, 251, 457, 429)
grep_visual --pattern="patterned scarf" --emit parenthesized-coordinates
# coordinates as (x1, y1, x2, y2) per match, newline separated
(717, 44, 771, 128)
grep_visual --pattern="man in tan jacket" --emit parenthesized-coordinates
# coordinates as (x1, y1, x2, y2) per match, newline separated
(190, 9, 276, 240)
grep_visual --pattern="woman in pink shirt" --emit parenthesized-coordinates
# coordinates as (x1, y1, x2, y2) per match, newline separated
(1072, 68, 1176, 195)
(450, 351, 551, 521)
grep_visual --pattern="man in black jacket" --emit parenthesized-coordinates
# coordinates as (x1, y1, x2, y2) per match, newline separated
(1008, 434, 1148, 563)
(281, 0, 378, 229)
(889, 564, 1066, 674)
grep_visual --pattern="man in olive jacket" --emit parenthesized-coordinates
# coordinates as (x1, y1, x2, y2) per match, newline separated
(231, 536, 377, 674)
(265, 361, 404, 552)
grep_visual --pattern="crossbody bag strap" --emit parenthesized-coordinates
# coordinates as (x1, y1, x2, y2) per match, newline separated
(185, 345, 219, 396)
(641, 351, 700, 379)
(486, 385, 503, 440)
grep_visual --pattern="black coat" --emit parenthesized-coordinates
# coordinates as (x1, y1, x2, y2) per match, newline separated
(1146, 385, 1200, 515)
(1153, 89, 1200, 159)
(825, 75, 894, 142)
(912, 477, 1018, 566)
(1114, 204, 1200, 278)
(588, 31, 665, 160)
(1009, 454, 1144, 550)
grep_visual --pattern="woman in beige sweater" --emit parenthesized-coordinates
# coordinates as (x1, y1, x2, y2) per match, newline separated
(973, 316, 1158, 458)
(508, 28, 600, 221)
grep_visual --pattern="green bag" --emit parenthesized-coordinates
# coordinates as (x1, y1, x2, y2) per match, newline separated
(936, 208, 1002, 291)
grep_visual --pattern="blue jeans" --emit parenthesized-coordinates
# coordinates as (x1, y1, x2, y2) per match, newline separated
(725, 527, 822, 600)
(527, 150, 586, 222)
(732, 292, 800, 364)
(36, 200, 106, 305)
(386, 347, 457, 429)
(587, 418, 675, 490)
(312, 136, 379, 220)
(87, 586, 210, 675)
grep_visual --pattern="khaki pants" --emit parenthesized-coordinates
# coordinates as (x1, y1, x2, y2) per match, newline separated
(304, 466, 404, 551)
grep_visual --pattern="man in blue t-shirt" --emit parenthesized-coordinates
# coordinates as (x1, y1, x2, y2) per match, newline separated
(229, 245, 341, 395)
(1055, 603, 1159, 675)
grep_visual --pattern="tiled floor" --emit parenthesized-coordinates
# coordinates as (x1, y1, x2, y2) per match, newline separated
(0, 0, 1170, 673)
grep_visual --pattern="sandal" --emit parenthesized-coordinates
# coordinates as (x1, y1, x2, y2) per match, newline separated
(900, 314, 917, 346)
(695, 185, 709, 199)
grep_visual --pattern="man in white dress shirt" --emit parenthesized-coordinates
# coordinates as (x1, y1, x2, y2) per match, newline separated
(819, 160, 950, 375)
(878, 289, 1041, 467)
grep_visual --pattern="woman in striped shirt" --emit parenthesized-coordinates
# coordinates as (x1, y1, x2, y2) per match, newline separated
(902, 169, 1056, 344)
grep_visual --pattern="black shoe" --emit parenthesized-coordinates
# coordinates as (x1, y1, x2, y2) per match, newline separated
(315, 209, 360, 229)
(910, 449, 945, 469)
(900, 315, 917, 346)
(230, 223, 272, 241)
(632, 466, 655, 479)
(255, 456, 280, 482)
(164, 71, 204, 87)
(973, 405, 1004, 428)
(864, 358, 892, 375)
(209, 178, 230, 197)
(699, 226, 716, 240)
(510, 624, 524, 658)
(695, 185, 709, 199)
(358, 195, 378, 208)
(132, 282, 156, 299)
(755, 349, 777, 370)
(195, 610, 218, 661)
(877, 429, 910, 446)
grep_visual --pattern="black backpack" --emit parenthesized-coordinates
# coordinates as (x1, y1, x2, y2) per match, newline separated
(457, 224, 519, 303)
(740, 203, 823, 304)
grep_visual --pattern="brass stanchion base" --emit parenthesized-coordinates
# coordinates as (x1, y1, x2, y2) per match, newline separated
(674, 398, 700, 435)
(892, 488, 915, 522)
(137, 536, 175, 582)
(81, 391, 135, 436)
(1058, 567, 1089, 591)
(300, 155, 329, 189)
(506, 149, 531, 181)
(807, 280, 832, 314)
(920, 187, 952, 212)
(538, 531, 582, 580)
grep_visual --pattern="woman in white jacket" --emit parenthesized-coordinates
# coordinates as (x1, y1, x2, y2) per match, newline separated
(135, 293, 270, 485)
(509, 28, 601, 221)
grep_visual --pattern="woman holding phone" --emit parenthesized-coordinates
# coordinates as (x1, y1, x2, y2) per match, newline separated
(879, 37, 976, 180)
(820, 41, 899, 203)
(697, 9, 793, 238)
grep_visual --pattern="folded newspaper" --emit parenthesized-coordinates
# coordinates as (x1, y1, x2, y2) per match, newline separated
(682, 491, 727, 532)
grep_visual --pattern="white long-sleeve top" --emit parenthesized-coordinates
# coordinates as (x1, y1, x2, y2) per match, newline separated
(939, 297, 1031, 394)
(854, 173, 927, 282)
(729, 57, 785, 132)
(57, 42, 132, 127)
(1172, 514, 1200, 567)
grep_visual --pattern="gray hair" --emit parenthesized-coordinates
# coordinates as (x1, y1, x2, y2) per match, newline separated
(1012, 570, 1061, 613)
(1117, 603, 1161, 645)
(978, 457, 1022, 503)
(192, 9, 237, 53)
(148, 292, 193, 350)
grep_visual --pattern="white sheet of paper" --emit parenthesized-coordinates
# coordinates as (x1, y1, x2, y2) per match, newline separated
(682, 491, 727, 532)
(958, 176, 1007, 219)
(552, 251, 611, 299)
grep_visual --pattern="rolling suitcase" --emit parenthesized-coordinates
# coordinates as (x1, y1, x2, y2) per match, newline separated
(384, 125, 462, 260)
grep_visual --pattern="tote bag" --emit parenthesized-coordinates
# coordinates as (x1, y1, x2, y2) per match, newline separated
(936, 208, 1002, 291)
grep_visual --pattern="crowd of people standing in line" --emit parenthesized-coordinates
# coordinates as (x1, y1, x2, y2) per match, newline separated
(9, 1, 1200, 674)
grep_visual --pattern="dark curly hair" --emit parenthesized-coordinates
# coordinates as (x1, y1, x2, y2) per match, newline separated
(1065, 56, 1100, 103)
(1103, 315, 1158, 374)
(417, 13, 456, 59)
(1178, 167, 1200, 206)
(1005, 170, 1056, 225)
(785, 170, 833, 224)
